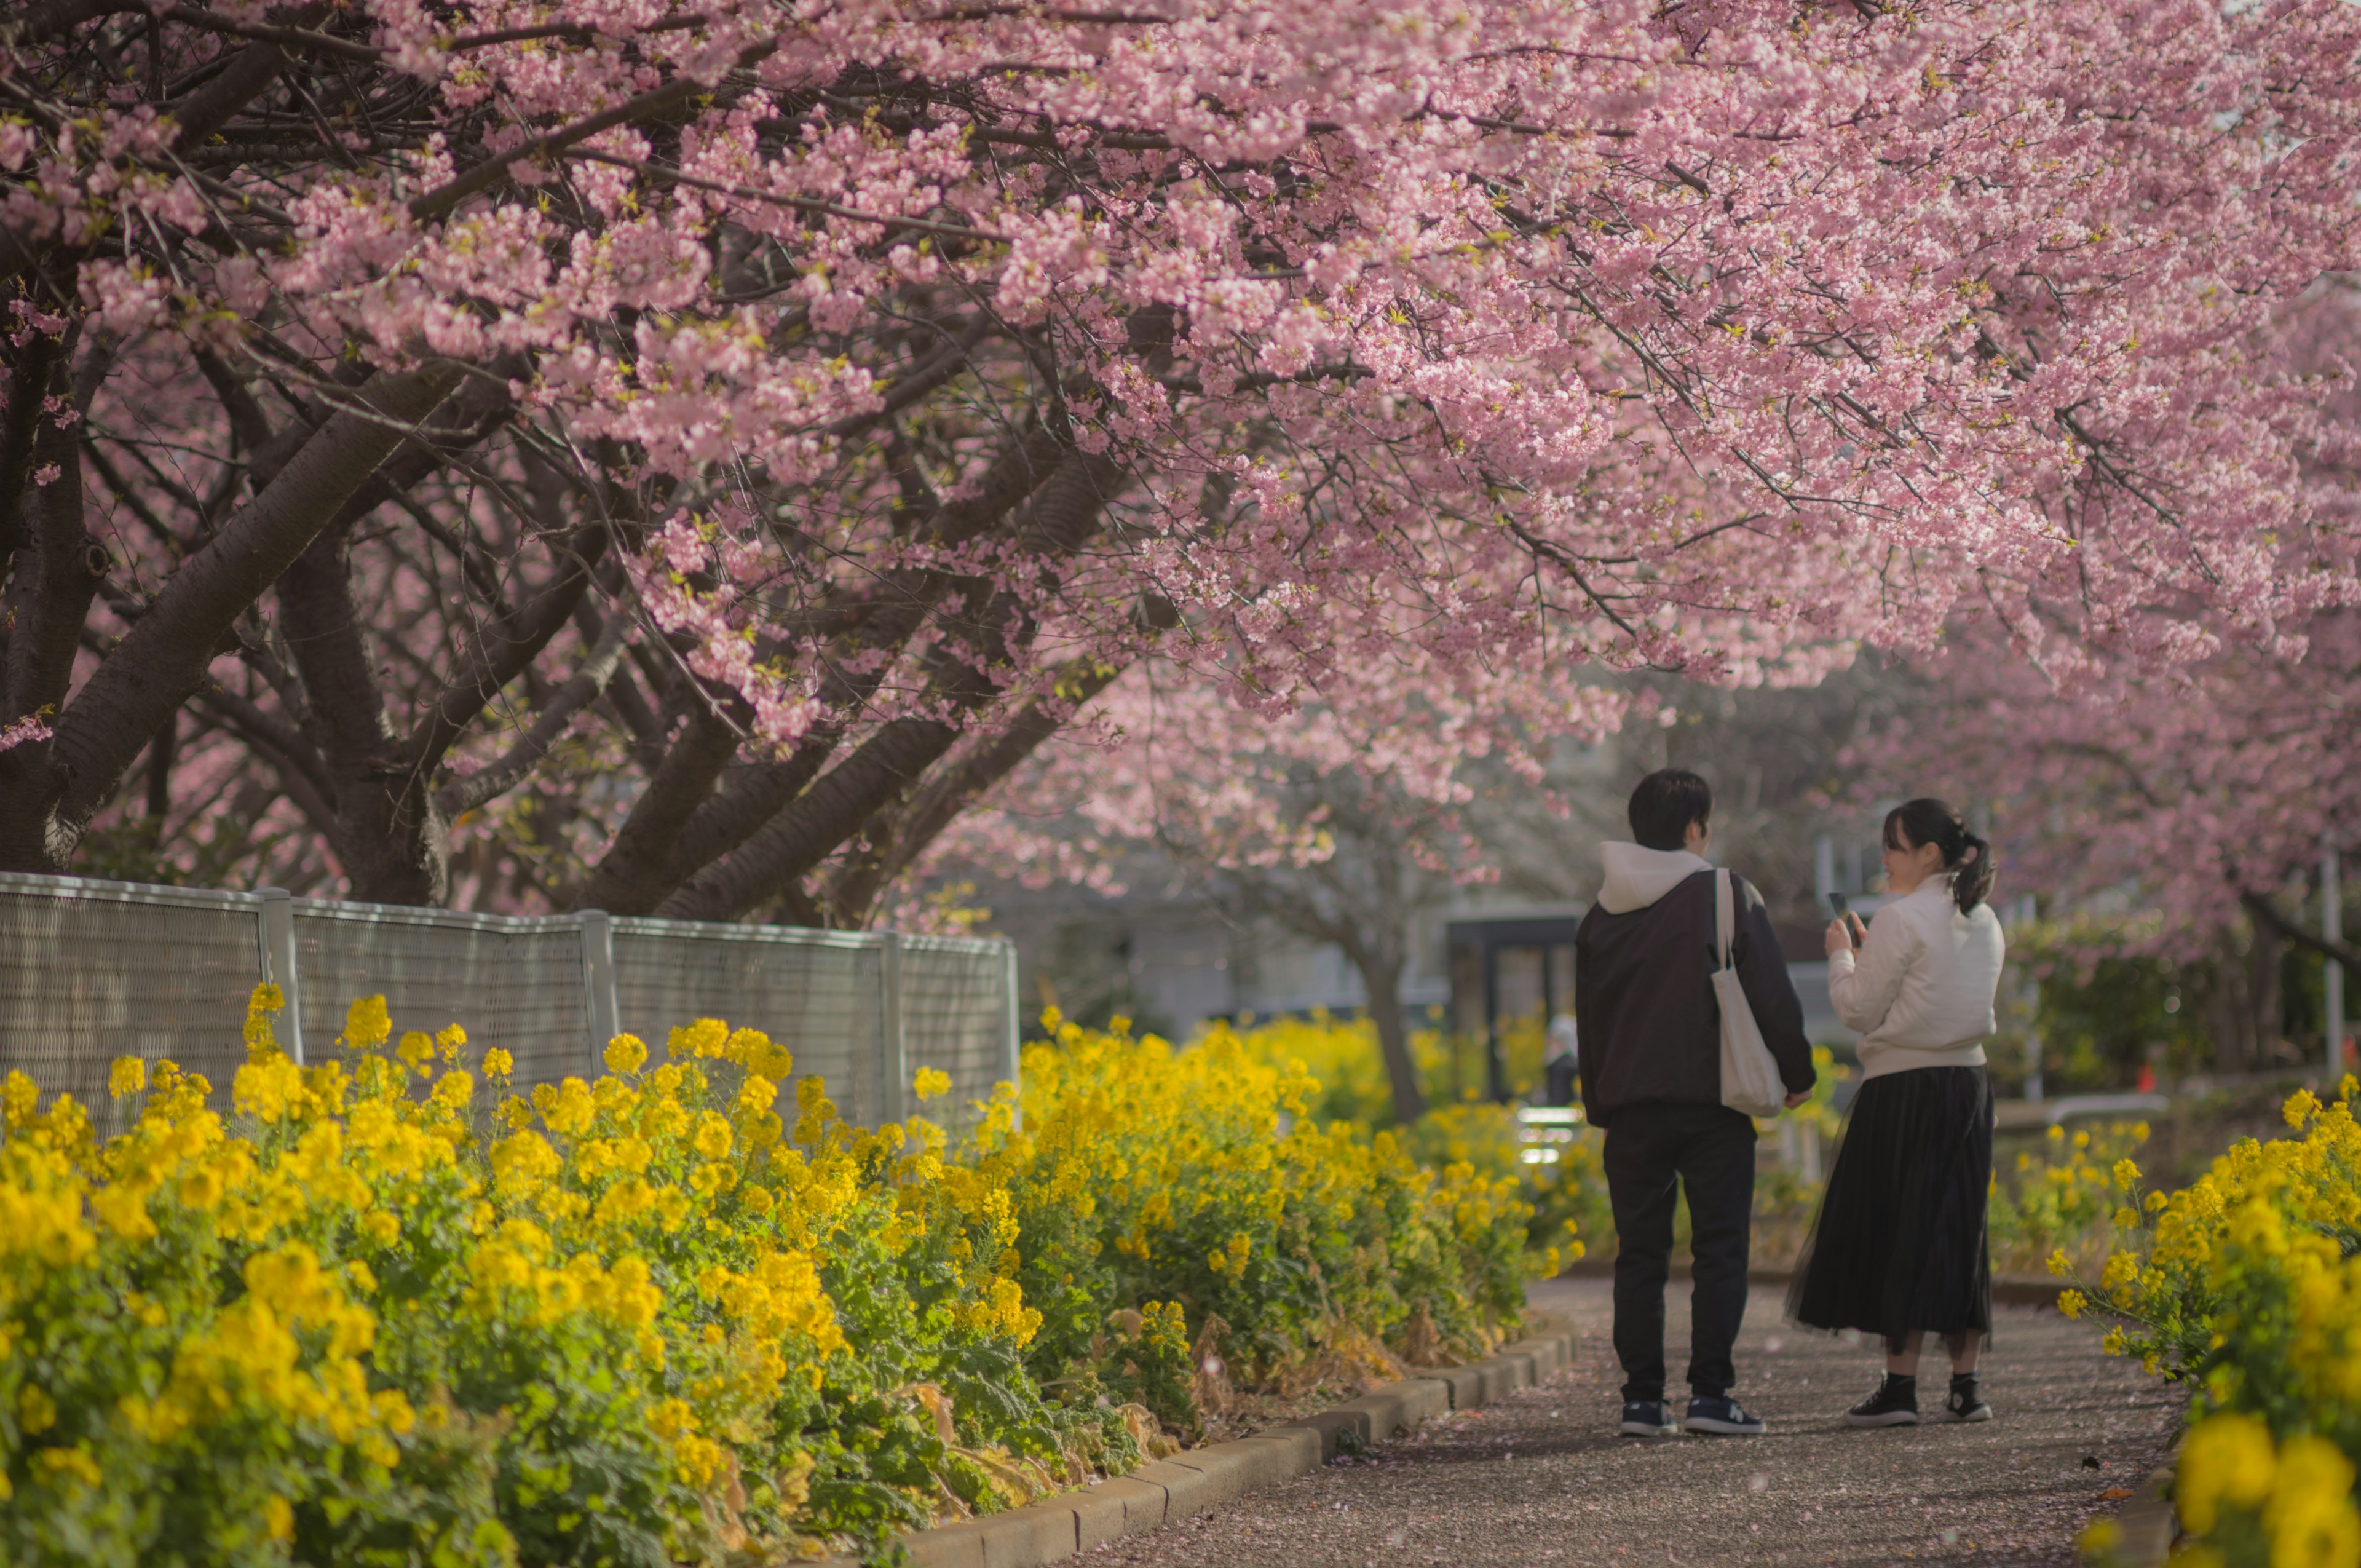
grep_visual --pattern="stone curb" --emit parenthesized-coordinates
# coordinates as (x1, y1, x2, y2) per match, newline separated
(2113, 1462, 2177, 1568)
(858, 1312, 1578, 1567)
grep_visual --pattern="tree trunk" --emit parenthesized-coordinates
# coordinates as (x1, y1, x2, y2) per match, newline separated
(2250, 919, 2287, 1066)
(28, 360, 462, 868)
(1357, 949, 1427, 1124)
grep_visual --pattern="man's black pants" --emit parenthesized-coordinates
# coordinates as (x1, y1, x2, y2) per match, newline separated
(1602, 1102, 1756, 1403)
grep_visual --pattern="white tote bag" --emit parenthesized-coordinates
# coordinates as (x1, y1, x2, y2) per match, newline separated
(1714, 869, 1787, 1119)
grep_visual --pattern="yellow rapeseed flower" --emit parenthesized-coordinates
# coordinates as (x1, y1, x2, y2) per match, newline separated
(108, 1057, 146, 1099)
(2179, 1411, 2278, 1534)
(344, 996, 392, 1051)
(36, 1447, 101, 1488)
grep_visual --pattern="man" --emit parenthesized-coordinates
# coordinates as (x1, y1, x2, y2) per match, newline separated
(1575, 769, 1815, 1438)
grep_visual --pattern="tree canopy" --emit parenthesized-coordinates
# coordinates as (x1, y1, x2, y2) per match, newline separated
(3, 0, 2356, 920)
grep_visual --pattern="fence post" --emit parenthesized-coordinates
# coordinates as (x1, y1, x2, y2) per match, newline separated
(1001, 937, 1021, 1127)
(879, 933, 908, 1125)
(579, 911, 620, 1070)
(2325, 842, 2346, 1087)
(257, 888, 304, 1065)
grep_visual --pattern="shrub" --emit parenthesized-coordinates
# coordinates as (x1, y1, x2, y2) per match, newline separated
(2071, 1085, 2361, 1568)
(1990, 1120, 2152, 1277)
(0, 989, 1115, 1566)
(0, 992, 1541, 1566)
(1222, 1012, 1605, 1256)
(984, 1013, 1557, 1393)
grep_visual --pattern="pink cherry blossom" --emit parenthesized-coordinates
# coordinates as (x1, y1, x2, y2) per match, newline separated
(1, 0, 2355, 925)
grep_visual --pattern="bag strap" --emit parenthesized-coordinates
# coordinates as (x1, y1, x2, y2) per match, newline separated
(1715, 868, 1735, 973)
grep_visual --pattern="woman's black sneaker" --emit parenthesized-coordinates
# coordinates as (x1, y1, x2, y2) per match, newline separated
(1619, 1400, 1679, 1437)
(1845, 1374, 1921, 1427)
(1684, 1395, 1766, 1435)
(1945, 1374, 1993, 1423)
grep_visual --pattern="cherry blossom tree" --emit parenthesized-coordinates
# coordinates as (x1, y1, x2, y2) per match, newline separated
(919, 668, 1628, 1120)
(4, 0, 2359, 920)
(1844, 282, 2361, 978)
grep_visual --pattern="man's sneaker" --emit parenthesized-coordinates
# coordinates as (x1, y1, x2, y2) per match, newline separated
(1619, 1400, 1679, 1437)
(1945, 1375, 1993, 1423)
(1683, 1395, 1766, 1435)
(1845, 1374, 1921, 1427)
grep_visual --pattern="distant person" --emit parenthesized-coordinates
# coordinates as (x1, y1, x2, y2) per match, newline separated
(1789, 798, 2005, 1427)
(1575, 769, 1816, 1439)
(1543, 1012, 1580, 1105)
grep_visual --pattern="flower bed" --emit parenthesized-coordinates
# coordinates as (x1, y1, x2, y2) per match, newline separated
(0, 993, 1546, 1566)
(1992, 1119, 2154, 1277)
(2071, 1085, 2361, 1567)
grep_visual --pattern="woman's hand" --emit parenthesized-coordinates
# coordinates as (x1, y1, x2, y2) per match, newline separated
(1824, 917, 1853, 959)
(1783, 1090, 1810, 1109)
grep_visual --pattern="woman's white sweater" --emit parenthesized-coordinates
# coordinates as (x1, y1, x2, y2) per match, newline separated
(1828, 876, 2006, 1082)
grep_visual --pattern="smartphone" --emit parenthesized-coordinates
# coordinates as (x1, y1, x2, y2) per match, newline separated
(1828, 892, 1863, 946)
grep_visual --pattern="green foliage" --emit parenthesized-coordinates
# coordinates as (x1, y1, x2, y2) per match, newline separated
(0, 992, 1533, 1566)
(2011, 922, 2213, 1090)
(2070, 1088, 2361, 1568)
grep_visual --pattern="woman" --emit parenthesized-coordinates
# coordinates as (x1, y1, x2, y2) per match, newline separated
(1787, 798, 2006, 1427)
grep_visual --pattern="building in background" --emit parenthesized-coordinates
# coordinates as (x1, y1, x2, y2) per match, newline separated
(986, 844, 1892, 1074)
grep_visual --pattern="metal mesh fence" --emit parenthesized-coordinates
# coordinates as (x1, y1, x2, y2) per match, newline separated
(609, 919, 890, 1127)
(901, 935, 1017, 1132)
(290, 901, 593, 1091)
(0, 873, 1016, 1136)
(0, 873, 266, 1135)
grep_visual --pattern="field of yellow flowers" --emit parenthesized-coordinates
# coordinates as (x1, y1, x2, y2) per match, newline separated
(2071, 1083, 2361, 1568)
(0, 992, 1548, 1567)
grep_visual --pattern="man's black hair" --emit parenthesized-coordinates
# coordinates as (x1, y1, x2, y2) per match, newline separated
(1628, 768, 1712, 852)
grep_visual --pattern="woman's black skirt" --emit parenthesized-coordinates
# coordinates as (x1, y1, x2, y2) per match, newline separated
(1787, 1064, 1993, 1353)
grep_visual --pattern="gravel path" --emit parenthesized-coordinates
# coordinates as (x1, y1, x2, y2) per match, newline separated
(1091, 1277, 2178, 1567)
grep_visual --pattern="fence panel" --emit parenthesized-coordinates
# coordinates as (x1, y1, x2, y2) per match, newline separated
(0, 874, 1018, 1135)
(290, 901, 593, 1090)
(900, 934, 1019, 1131)
(0, 872, 266, 1133)
(609, 920, 891, 1127)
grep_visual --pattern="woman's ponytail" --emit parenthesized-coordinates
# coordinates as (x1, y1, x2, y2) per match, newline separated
(1951, 829, 1996, 915)
(1884, 798, 1997, 914)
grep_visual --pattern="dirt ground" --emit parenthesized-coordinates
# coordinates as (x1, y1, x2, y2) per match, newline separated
(1086, 1275, 2178, 1567)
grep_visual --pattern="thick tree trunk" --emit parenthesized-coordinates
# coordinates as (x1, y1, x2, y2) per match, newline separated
(656, 711, 965, 921)
(262, 367, 560, 905)
(654, 448, 1123, 921)
(276, 515, 445, 903)
(1359, 950, 1429, 1125)
(0, 327, 108, 871)
(821, 657, 1130, 926)
(2249, 919, 2287, 1066)
(572, 707, 748, 914)
(15, 360, 462, 871)
(571, 423, 1074, 916)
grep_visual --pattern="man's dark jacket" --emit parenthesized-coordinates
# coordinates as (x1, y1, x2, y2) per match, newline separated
(1573, 849, 1814, 1128)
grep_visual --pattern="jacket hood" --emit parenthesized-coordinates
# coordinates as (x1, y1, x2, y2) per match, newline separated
(1596, 842, 1714, 915)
